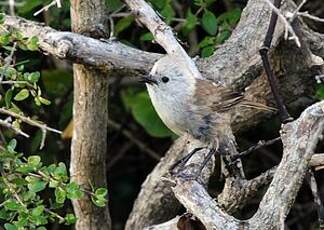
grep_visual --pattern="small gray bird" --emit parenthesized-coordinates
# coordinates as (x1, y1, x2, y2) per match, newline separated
(141, 55, 273, 175)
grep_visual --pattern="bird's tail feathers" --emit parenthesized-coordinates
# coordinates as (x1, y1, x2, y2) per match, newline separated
(240, 100, 277, 112)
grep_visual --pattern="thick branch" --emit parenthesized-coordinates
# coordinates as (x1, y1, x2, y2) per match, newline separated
(249, 101, 324, 229)
(3, 15, 161, 72)
(172, 179, 241, 229)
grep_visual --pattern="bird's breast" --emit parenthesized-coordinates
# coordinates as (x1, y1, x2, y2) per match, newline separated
(147, 86, 190, 136)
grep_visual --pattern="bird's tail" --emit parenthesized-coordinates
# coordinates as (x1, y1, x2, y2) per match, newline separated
(240, 100, 277, 112)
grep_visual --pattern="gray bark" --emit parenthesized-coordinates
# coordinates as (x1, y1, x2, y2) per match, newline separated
(69, 0, 111, 229)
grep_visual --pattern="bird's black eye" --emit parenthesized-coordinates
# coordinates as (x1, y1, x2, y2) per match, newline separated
(161, 76, 169, 83)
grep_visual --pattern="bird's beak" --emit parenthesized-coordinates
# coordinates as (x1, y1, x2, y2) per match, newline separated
(139, 75, 158, 85)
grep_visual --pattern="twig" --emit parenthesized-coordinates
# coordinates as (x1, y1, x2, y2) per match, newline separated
(233, 137, 281, 161)
(0, 108, 61, 134)
(0, 108, 61, 149)
(0, 42, 17, 82)
(0, 1, 23, 6)
(0, 80, 30, 85)
(306, 170, 324, 228)
(44, 208, 65, 223)
(297, 12, 324, 23)
(9, 0, 15, 16)
(33, 0, 61, 17)
(108, 4, 126, 38)
(0, 119, 29, 138)
(1, 171, 26, 208)
(263, 0, 301, 47)
(289, 0, 307, 22)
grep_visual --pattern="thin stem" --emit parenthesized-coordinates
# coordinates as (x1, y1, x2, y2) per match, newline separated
(0, 119, 29, 137)
(0, 108, 61, 134)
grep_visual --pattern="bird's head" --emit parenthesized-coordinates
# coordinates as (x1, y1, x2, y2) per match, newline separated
(140, 55, 196, 98)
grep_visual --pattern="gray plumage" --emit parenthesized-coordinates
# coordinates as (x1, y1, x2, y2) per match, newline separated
(144, 55, 273, 149)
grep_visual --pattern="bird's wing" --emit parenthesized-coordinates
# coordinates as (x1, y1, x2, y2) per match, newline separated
(193, 79, 244, 113)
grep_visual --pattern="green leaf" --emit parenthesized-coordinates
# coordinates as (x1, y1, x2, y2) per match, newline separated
(202, 10, 218, 35)
(31, 205, 44, 216)
(5, 89, 13, 108)
(121, 90, 174, 138)
(4, 200, 21, 211)
(14, 89, 29, 101)
(4, 223, 17, 230)
(0, 13, 5, 24)
(26, 176, 47, 193)
(16, 165, 35, 173)
(0, 32, 10, 46)
(0, 208, 10, 220)
(22, 191, 36, 201)
(91, 196, 106, 207)
(27, 72, 40, 83)
(115, 16, 134, 35)
(27, 155, 41, 168)
(53, 162, 67, 179)
(7, 139, 17, 152)
(49, 178, 59, 188)
(95, 188, 108, 198)
(26, 36, 39, 51)
(55, 187, 66, 204)
(198, 36, 215, 48)
(65, 213, 77, 225)
(201, 46, 215, 57)
(215, 30, 231, 44)
(316, 84, 324, 99)
(1, 67, 17, 79)
(92, 188, 108, 207)
(66, 182, 84, 200)
(183, 10, 198, 35)
(140, 32, 154, 41)
(29, 213, 48, 226)
(34, 97, 41, 106)
(217, 8, 241, 26)
(38, 97, 51, 105)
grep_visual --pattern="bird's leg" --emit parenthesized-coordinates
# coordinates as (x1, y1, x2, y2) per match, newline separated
(169, 147, 204, 175)
(171, 148, 218, 182)
(259, 0, 293, 123)
(195, 148, 217, 176)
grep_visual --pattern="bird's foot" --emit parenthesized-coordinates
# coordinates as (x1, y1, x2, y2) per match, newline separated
(171, 169, 205, 184)
(169, 147, 204, 176)
(169, 148, 217, 183)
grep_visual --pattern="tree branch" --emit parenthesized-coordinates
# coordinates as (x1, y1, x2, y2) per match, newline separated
(3, 15, 161, 72)
(249, 100, 324, 229)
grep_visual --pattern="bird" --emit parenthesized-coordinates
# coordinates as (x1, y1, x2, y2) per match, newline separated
(140, 55, 274, 178)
